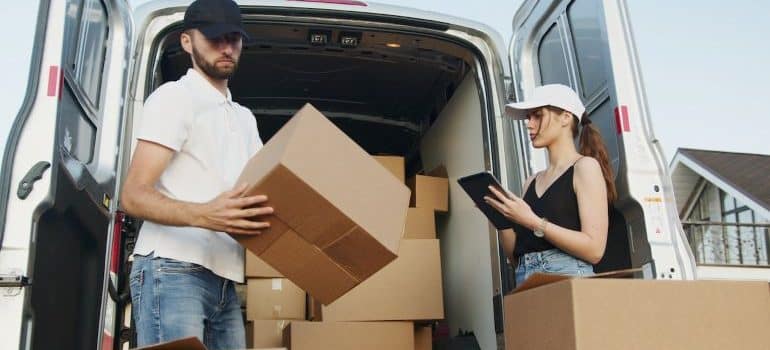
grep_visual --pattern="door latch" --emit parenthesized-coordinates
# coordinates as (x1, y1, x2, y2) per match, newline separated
(17, 161, 51, 199)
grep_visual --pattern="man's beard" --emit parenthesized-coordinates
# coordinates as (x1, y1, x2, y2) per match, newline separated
(192, 46, 239, 80)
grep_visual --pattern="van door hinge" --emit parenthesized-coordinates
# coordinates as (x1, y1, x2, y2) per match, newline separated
(0, 274, 30, 288)
(17, 161, 51, 199)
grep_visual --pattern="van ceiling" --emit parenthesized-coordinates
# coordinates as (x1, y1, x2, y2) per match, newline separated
(156, 23, 473, 156)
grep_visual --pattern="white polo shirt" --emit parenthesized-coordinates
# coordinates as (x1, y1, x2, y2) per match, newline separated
(133, 68, 262, 283)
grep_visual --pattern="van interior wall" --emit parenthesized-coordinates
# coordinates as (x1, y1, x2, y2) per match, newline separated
(29, 167, 109, 350)
(420, 73, 498, 349)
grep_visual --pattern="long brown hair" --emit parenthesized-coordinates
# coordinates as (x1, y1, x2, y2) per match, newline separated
(543, 106, 617, 203)
(575, 113, 617, 203)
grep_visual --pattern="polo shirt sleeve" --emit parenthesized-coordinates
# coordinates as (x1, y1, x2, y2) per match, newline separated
(135, 84, 191, 152)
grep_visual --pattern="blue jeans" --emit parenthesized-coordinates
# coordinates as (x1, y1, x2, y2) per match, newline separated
(129, 254, 245, 349)
(514, 249, 595, 287)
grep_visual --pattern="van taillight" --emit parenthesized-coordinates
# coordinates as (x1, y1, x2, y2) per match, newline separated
(102, 212, 124, 350)
(288, 0, 367, 6)
(110, 212, 124, 275)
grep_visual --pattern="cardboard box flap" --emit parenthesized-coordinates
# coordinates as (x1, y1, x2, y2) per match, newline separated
(512, 267, 643, 293)
(131, 337, 206, 350)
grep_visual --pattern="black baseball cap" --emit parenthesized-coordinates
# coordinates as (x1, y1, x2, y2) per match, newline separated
(183, 0, 252, 42)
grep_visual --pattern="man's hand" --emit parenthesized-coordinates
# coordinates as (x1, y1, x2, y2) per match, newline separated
(121, 140, 274, 234)
(194, 183, 274, 235)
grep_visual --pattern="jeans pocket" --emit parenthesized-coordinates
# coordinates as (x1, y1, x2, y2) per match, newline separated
(156, 258, 205, 274)
(542, 252, 578, 274)
(129, 268, 143, 323)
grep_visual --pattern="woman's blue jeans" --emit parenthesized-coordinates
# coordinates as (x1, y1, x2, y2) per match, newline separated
(514, 248, 595, 287)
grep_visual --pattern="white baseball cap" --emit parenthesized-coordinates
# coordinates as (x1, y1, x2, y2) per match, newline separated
(504, 84, 586, 121)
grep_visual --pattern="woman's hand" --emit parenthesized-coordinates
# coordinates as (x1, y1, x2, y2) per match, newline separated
(484, 186, 539, 229)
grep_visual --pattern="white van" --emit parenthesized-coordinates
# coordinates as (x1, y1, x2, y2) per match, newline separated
(0, 0, 697, 349)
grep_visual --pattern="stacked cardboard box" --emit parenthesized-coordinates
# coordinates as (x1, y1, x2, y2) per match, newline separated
(243, 274, 305, 348)
(282, 155, 447, 349)
(131, 336, 286, 349)
(230, 105, 417, 348)
(504, 271, 770, 350)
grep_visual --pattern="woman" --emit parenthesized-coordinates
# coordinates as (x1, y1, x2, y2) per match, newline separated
(485, 84, 617, 286)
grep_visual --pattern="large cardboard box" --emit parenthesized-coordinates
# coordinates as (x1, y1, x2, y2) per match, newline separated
(246, 250, 283, 278)
(131, 336, 287, 349)
(283, 321, 414, 350)
(234, 104, 410, 304)
(321, 239, 444, 321)
(504, 273, 770, 350)
(247, 320, 291, 348)
(246, 278, 306, 320)
(131, 337, 205, 350)
(407, 175, 449, 212)
(415, 326, 432, 350)
(403, 207, 436, 239)
(372, 155, 405, 183)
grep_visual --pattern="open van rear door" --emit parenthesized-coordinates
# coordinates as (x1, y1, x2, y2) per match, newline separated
(0, 0, 134, 349)
(508, 0, 696, 279)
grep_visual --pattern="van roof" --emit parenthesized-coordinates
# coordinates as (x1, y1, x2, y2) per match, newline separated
(131, 0, 506, 48)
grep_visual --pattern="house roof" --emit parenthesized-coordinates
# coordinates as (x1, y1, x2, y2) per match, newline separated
(671, 148, 770, 217)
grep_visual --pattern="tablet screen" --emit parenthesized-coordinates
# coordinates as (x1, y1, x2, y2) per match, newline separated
(457, 172, 514, 230)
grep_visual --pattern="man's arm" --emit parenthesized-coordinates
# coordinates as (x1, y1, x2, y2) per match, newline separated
(120, 140, 272, 235)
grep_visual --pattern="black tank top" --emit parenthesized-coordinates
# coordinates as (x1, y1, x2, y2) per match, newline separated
(513, 165, 582, 257)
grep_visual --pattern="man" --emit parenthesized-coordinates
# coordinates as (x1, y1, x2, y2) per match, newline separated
(120, 0, 270, 348)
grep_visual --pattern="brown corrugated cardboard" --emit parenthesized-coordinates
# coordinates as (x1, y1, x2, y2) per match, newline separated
(248, 320, 291, 348)
(321, 239, 444, 321)
(407, 175, 449, 212)
(283, 321, 414, 350)
(246, 250, 283, 278)
(131, 336, 287, 350)
(504, 275, 770, 350)
(403, 207, 436, 239)
(415, 326, 432, 350)
(246, 278, 306, 320)
(130, 337, 206, 350)
(233, 104, 410, 304)
(372, 155, 405, 183)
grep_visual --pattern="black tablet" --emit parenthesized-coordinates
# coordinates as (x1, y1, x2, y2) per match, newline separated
(457, 172, 513, 230)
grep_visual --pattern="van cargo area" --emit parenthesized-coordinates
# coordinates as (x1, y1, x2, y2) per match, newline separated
(151, 22, 506, 347)
(138, 21, 631, 348)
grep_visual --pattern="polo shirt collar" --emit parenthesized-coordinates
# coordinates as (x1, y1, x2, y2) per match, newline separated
(183, 68, 233, 105)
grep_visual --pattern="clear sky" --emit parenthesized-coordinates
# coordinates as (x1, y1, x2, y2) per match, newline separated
(2, 1, 768, 166)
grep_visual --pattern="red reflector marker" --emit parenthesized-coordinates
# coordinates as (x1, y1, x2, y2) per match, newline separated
(614, 105, 631, 134)
(621, 105, 630, 132)
(110, 212, 124, 274)
(47, 66, 59, 97)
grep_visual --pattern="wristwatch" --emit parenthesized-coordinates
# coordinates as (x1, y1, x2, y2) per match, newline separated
(533, 217, 548, 238)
